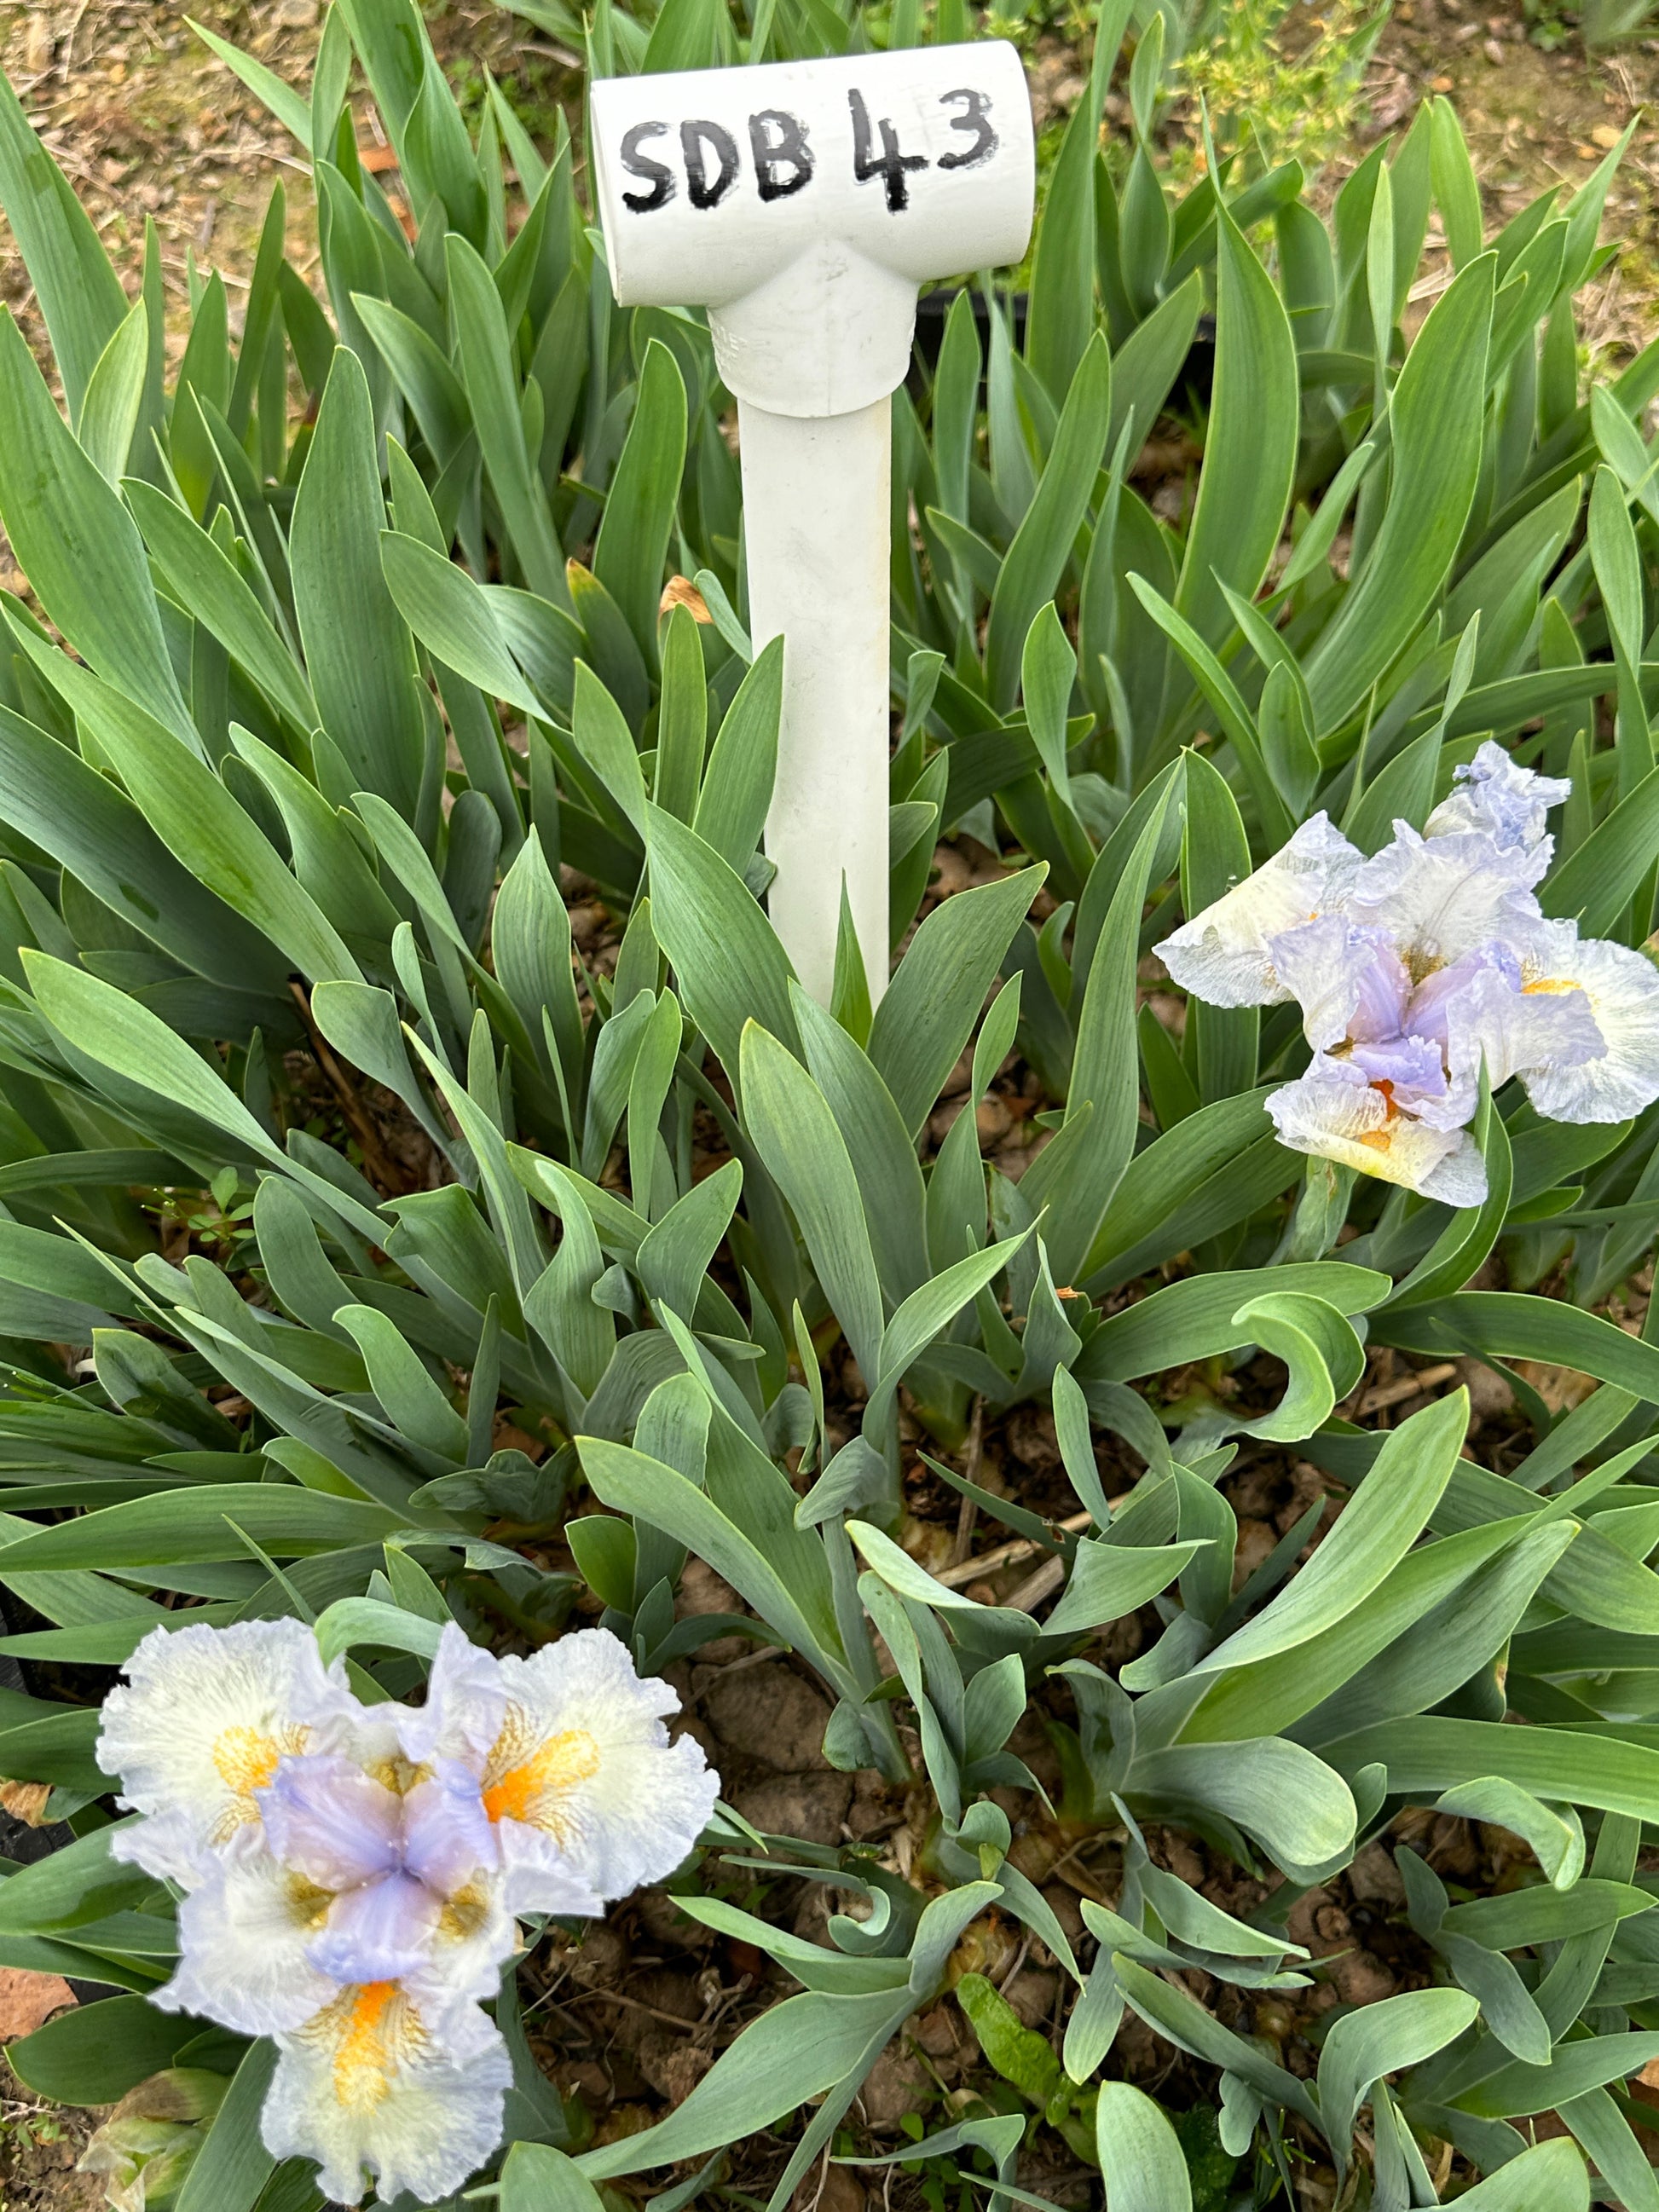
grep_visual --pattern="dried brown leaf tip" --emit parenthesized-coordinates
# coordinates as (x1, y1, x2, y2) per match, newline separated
(659, 575, 713, 623)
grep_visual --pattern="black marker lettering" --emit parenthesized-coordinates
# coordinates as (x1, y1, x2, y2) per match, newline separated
(749, 108, 814, 202)
(619, 120, 674, 212)
(848, 87, 927, 213)
(681, 118, 741, 210)
(938, 87, 997, 170)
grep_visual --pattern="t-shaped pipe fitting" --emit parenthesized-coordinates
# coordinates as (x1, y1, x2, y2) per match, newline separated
(592, 45, 1034, 417)
(592, 46, 1036, 1002)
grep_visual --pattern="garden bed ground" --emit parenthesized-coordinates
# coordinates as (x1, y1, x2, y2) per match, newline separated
(0, 2068, 105, 2212)
(4, 0, 1659, 404)
(2, 3, 1658, 2207)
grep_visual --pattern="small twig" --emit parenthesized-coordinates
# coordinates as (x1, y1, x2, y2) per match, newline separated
(1046, 1842, 1113, 1906)
(1003, 1551, 1066, 1614)
(158, 255, 251, 290)
(519, 1986, 589, 2038)
(997, 1935, 1030, 1993)
(569, 1987, 701, 2034)
(518, 1961, 572, 2022)
(950, 1489, 978, 1568)
(57, 0, 93, 79)
(1356, 1360, 1458, 1415)
(806, 2140, 834, 2212)
(934, 1507, 1093, 1590)
(519, 37, 587, 66)
(288, 980, 409, 1195)
(705, 1642, 783, 1680)
(1405, 268, 1455, 307)
(696, 1976, 753, 2041)
(948, 1395, 986, 1568)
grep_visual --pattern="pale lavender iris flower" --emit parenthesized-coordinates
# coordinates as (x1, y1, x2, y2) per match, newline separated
(96, 1620, 718, 2209)
(1157, 744, 1659, 1202)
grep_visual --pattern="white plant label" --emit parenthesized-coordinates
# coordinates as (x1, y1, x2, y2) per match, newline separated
(592, 46, 1036, 1003)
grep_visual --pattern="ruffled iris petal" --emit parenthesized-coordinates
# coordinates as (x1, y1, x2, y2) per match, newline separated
(97, 1620, 361, 1887)
(259, 1986, 512, 2209)
(1155, 812, 1363, 1008)
(476, 1628, 721, 1912)
(1425, 740, 1570, 853)
(1266, 1057, 1488, 1206)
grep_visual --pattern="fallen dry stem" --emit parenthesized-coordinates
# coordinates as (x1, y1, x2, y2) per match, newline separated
(934, 1507, 1095, 1589)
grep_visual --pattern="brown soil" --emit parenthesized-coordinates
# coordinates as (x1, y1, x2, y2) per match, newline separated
(0, 2065, 105, 2212)
(1366, 0, 1659, 356)
(8, 0, 1659, 368)
(0, 1, 581, 382)
(2, 5, 1656, 2203)
(3, 0, 319, 365)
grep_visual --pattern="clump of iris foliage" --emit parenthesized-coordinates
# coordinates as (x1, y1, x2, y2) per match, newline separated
(0, 0, 1657, 2205)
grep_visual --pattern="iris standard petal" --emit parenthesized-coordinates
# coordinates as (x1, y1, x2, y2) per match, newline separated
(398, 1622, 509, 1772)
(1347, 823, 1546, 971)
(1155, 812, 1364, 1008)
(308, 1871, 443, 1986)
(1269, 915, 1411, 1052)
(97, 1620, 361, 1886)
(261, 1984, 512, 2208)
(402, 1762, 500, 1895)
(1402, 943, 1519, 1047)
(1425, 741, 1569, 853)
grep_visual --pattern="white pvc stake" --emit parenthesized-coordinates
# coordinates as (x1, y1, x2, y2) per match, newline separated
(739, 398, 889, 1007)
(591, 44, 1035, 1005)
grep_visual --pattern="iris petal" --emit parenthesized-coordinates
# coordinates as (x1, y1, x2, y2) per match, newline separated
(1425, 741, 1570, 852)
(260, 1986, 511, 2208)
(259, 1756, 402, 1892)
(1269, 916, 1410, 1052)
(1266, 1057, 1487, 1204)
(402, 1764, 499, 1894)
(1516, 922, 1659, 1122)
(1155, 812, 1364, 1008)
(309, 1872, 442, 1986)
(97, 1620, 360, 1887)
(1348, 823, 1546, 967)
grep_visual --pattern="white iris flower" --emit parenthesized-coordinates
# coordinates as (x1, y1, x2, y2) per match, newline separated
(1157, 744, 1659, 1202)
(97, 1618, 719, 2208)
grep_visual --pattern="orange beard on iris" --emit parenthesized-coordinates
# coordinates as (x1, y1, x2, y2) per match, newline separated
(481, 1708, 602, 1843)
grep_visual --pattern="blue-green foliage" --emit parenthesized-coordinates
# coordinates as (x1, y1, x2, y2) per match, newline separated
(0, 3, 1654, 2205)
